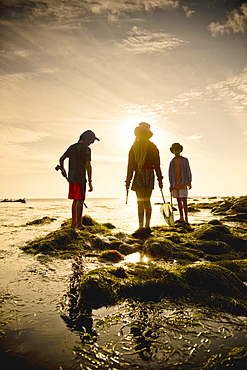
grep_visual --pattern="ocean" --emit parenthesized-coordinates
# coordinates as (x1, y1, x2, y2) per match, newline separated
(0, 195, 224, 249)
(1, 196, 246, 369)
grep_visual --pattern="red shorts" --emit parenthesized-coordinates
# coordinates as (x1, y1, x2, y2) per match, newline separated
(68, 183, 86, 200)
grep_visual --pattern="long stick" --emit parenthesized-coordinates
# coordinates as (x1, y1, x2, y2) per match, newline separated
(125, 189, 129, 205)
(160, 188, 166, 204)
(170, 190, 173, 206)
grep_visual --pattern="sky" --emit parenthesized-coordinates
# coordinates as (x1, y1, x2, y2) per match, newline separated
(0, 0, 246, 199)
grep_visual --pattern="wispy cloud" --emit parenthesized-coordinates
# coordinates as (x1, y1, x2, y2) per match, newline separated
(121, 67, 247, 123)
(118, 26, 189, 54)
(0, 122, 49, 145)
(0, 0, 189, 24)
(186, 133, 204, 141)
(161, 67, 247, 116)
(0, 68, 56, 85)
(208, 3, 247, 37)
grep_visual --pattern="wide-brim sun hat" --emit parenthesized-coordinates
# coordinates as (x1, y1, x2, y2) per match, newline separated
(170, 142, 183, 153)
(80, 130, 100, 146)
(134, 122, 153, 138)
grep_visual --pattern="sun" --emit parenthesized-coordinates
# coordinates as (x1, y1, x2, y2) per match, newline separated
(118, 116, 160, 150)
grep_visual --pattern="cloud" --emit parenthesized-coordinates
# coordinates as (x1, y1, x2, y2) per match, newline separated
(0, 122, 49, 144)
(186, 133, 204, 141)
(118, 26, 189, 54)
(121, 66, 247, 123)
(0, 0, 187, 24)
(161, 66, 247, 116)
(208, 3, 247, 37)
(182, 5, 194, 18)
(0, 68, 56, 85)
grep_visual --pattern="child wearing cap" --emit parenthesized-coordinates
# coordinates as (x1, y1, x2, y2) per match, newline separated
(168, 143, 192, 224)
(59, 130, 99, 229)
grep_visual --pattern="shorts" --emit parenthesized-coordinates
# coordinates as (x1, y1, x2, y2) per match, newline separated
(131, 169, 154, 191)
(68, 182, 86, 200)
(172, 188, 188, 199)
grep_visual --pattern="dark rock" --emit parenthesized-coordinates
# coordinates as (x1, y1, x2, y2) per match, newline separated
(99, 250, 124, 262)
(143, 237, 174, 259)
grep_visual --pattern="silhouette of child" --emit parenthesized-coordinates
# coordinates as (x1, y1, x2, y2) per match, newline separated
(59, 130, 99, 229)
(168, 143, 192, 224)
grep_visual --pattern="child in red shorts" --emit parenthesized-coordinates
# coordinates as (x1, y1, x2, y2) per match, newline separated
(59, 130, 99, 229)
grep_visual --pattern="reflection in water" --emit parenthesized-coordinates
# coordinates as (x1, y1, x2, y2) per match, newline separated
(61, 289, 247, 370)
(123, 252, 150, 264)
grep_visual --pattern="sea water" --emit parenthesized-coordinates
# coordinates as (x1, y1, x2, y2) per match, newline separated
(1, 196, 246, 369)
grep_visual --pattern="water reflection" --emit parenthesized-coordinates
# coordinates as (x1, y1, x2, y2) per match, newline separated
(123, 252, 150, 264)
(61, 293, 247, 369)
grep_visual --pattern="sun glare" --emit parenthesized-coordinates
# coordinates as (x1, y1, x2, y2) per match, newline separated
(118, 117, 162, 150)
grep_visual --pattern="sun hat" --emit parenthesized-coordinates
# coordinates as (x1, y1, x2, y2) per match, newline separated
(80, 130, 100, 146)
(134, 122, 153, 138)
(170, 142, 183, 153)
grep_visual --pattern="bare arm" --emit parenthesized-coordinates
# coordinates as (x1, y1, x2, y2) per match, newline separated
(59, 155, 68, 179)
(154, 164, 163, 189)
(126, 149, 134, 190)
(86, 161, 93, 192)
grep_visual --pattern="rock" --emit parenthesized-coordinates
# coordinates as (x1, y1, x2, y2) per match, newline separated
(183, 263, 247, 299)
(194, 223, 247, 252)
(98, 250, 125, 262)
(26, 216, 56, 225)
(187, 206, 200, 212)
(143, 237, 174, 259)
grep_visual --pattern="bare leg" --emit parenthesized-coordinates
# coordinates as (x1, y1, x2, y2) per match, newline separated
(71, 200, 84, 228)
(182, 198, 188, 223)
(136, 188, 152, 229)
(71, 200, 77, 227)
(76, 200, 84, 228)
(144, 188, 152, 228)
(177, 198, 185, 222)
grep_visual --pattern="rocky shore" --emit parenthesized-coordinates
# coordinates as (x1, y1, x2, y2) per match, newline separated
(21, 195, 247, 369)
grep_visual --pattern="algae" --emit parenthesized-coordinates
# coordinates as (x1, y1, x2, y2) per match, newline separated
(75, 262, 247, 314)
(200, 345, 247, 369)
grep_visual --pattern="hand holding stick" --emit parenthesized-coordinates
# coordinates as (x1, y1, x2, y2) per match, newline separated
(55, 165, 68, 181)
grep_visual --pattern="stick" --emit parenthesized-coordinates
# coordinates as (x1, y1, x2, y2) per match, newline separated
(160, 188, 166, 204)
(125, 189, 129, 204)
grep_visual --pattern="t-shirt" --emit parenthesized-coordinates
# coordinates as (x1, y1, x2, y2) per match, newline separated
(174, 157, 187, 190)
(63, 142, 91, 183)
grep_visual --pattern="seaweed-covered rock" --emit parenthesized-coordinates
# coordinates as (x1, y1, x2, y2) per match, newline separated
(143, 237, 175, 259)
(75, 262, 247, 314)
(78, 265, 187, 308)
(22, 228, 80, 253)
(98, 250, 124, 262)
(215, 260, 247, 282)
(211, 196, 247, 221)
(183, 263, 246, 299)
(194, 223, 247, 252)
(195, 240, 233, 255)
(26, 216, 56, 225)
(223, 213, 247, 222)
(227, 196, 247, 214)
(211, 200, 233, 215)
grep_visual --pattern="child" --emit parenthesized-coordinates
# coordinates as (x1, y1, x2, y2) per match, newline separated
(126, 122, 163, 236)
(168, 143, 192, 224)
(59, 130, 99, 229)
